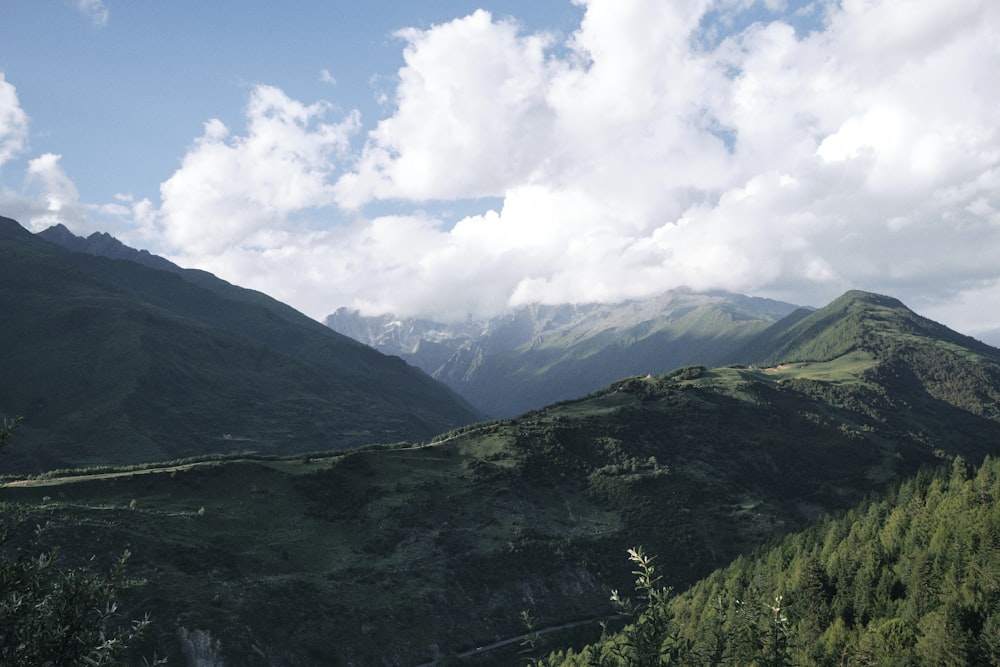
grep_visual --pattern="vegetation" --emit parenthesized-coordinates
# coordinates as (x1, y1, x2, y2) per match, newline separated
(2, 332, 998, 664)
(738, 290, 1000, 371)
(0, 526, 159, 666)
(1, 418, 161, 666)
(540, 455, 1000, 666)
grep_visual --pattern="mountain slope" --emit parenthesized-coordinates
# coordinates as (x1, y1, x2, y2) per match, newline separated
(0, 216, 480, 472)
(738, 290, 999, 366)
(741, 290, 1000, 425)
(38, 223, 325, 322)
(3, 290, 998, 665)
(327, 291, 800, 417)
(546, 454, 1000, 666)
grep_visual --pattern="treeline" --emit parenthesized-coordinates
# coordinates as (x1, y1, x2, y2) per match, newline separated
(535, 455, 1000, 666)
(0, 440, 424, 484)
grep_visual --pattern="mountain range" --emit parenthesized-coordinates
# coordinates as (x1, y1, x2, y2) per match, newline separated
(327, 291, 800, 417)
(3, 274, 999, 664)
(0, 216, 481, 473)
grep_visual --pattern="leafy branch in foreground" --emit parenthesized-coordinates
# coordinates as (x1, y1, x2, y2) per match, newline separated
(0, 528, 159, 666)
(536, 547, 694, 667)
(603, 547, 689, 666)
(0, 417, 163, 666)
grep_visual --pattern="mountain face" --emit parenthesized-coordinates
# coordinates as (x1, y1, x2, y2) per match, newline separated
(327, 291, 800, 417)
(0, 217, 480, 472)
(4, 289, 998, 665)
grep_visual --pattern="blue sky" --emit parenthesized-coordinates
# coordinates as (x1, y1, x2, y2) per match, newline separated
(2, 1, 999, 344)
(1, 1, 584, 203)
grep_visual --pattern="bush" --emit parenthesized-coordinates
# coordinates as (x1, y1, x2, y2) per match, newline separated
(0, 417, 162, 666)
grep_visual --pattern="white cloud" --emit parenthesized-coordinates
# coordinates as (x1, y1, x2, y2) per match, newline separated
(334, 9, 561, 208)
(157, 84, 360, 255)
(76, 0, 109, 28)
(0, 73, 29, 169)
(0, 81, 112, 234)
(27, 153, 79, 213)
(0, 153, 99, 234)
(326, 0, 998, 320)
(99, 0, 1000, 335)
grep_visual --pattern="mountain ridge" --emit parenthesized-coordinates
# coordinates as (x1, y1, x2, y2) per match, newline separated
(738, 289, 1000, 366)
(6, 215, 1000, 663)
(38, 223, 180, 273)
(328, 290, 802, 417)
(0, 216, 481, 472)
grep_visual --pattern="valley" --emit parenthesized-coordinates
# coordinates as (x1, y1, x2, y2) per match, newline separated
(1, 219, 999, 665)
(327, 291, 800, 417)
(4, 287, 1000, 664)
(4, 3, 1000, 664)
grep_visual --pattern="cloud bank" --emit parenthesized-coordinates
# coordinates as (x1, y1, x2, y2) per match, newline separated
(10, 1, 1000, 339)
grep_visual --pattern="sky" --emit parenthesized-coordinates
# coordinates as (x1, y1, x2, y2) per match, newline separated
(1, 1, 999, 344)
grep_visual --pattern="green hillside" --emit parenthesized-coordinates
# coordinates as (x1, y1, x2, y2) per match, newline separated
(738, 290, 999, 368)
(542, 454, 1000, 666)
(2, 290, 999, 665)
(0, 216, 480, 472)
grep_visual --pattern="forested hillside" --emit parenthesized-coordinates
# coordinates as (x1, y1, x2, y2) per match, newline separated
(540, 454, 1000, 666)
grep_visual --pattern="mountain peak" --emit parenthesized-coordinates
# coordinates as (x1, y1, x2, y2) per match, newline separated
(830, 289, 907, 312)
(36, 224, 181, 273)
(0, 216, 35, 240)
(741, 290, 998, 367)
(41, 222, 74, 236)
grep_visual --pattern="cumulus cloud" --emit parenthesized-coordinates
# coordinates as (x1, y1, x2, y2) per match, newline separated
(0, 73, 29, 169)
(334, 9, 563, 207)
(106, 0, 1000, 337)
(0, 79, 112, 235)
(27, 153, 80, 212)
(0, 151, 108, 237)
(326, 0, 1000, 317)
(157, 84, 360, 255)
